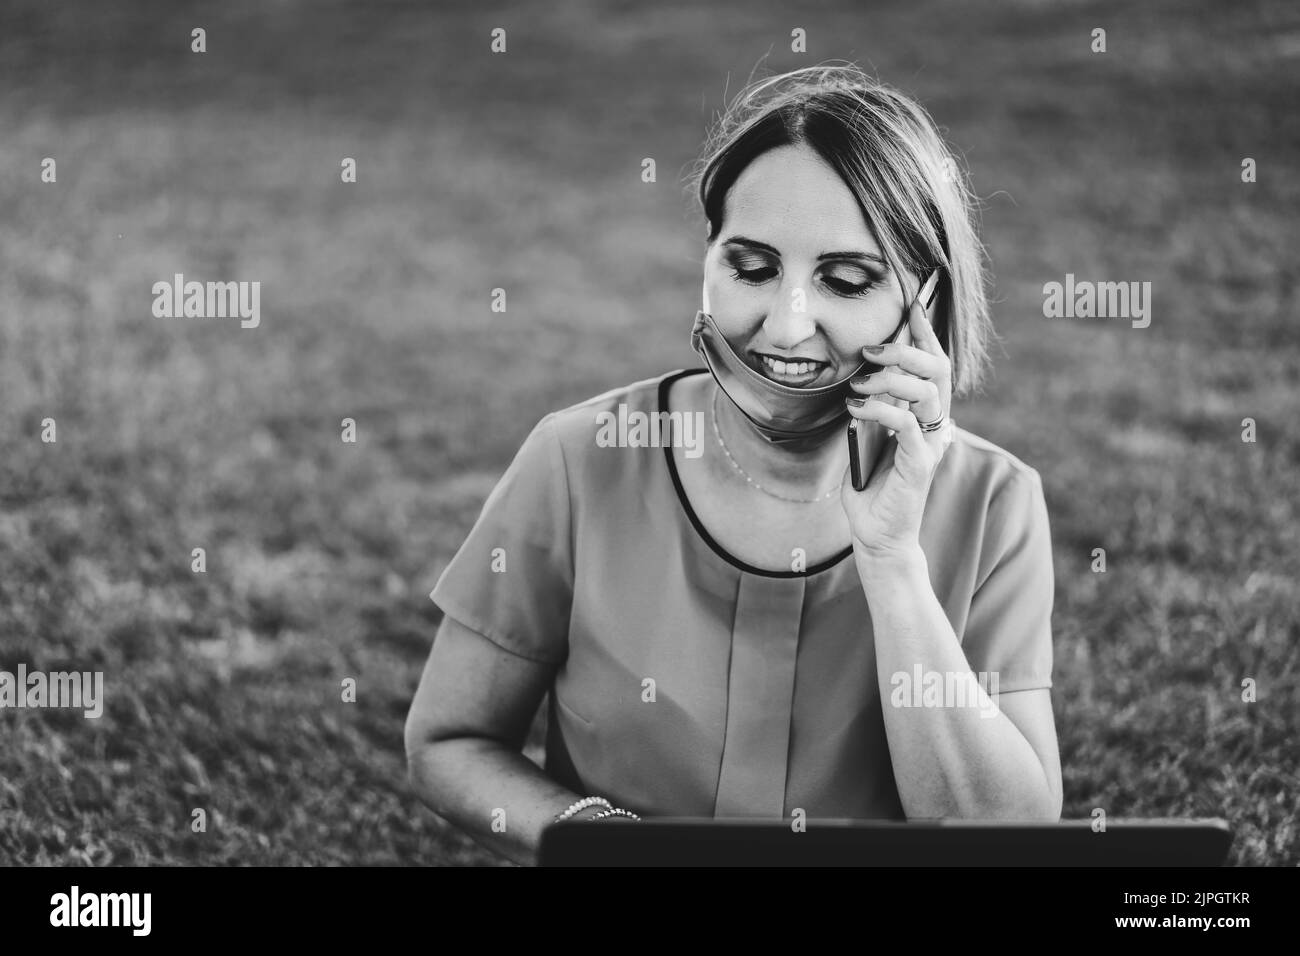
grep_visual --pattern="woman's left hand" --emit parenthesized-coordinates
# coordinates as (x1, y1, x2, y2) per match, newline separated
(839, 291, 956, 558)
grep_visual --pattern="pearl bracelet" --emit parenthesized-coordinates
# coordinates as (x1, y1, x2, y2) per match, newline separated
(589, 808, 641, 823)
(554, 796, 613, 823)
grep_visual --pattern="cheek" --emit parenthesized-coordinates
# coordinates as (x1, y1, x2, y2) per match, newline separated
(822, 297, 901, 356)
(820, 326, 869, 367)
(703, 273, 726, 311)
(703, 262, 728, 313)
(704, 269, 764, 323)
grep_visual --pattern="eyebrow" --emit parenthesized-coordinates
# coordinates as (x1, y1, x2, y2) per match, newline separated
(722, 235, 888, 267)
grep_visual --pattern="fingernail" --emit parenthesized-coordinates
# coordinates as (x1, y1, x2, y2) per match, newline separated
(849, 374, 875, 386)
(845, 396, 867, 407)
(862, 345, 885, 355)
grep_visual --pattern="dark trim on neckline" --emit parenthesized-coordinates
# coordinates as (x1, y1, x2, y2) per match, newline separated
(659, 367, 855, 579)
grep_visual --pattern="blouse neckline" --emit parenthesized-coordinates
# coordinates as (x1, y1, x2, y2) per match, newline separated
(659, 368, 857, 580)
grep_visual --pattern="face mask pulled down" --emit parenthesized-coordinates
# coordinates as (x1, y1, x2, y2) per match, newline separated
(690, 282, 867, 445)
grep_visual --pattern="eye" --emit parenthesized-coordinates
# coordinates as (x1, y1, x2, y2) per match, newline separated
(822, 275, 878, 297)
(730, 265, 778, 285)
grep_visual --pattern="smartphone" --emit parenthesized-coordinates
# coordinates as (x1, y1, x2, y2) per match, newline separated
(848, 269, 942, 491)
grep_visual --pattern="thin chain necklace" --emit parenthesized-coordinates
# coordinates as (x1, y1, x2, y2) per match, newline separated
(710, 389, 841, 504)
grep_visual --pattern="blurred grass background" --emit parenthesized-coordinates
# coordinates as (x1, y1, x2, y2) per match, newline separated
(0, 0, 1297, 865)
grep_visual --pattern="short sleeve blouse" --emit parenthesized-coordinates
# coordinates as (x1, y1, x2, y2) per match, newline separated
(430, 368, 1055, 819)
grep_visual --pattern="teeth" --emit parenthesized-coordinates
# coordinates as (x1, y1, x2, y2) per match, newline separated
(762, 356, 818, 377)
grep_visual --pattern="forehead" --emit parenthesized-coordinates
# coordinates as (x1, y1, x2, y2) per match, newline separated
(722, 143, 879, 254)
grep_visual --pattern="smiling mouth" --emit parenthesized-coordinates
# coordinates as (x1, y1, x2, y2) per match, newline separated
(754, 353, 830, 386)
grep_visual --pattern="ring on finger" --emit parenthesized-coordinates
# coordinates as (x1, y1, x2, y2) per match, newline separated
(917, 412, 947, 433)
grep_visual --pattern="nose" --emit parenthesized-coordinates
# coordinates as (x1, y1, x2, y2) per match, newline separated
(760, 280, 818, 351)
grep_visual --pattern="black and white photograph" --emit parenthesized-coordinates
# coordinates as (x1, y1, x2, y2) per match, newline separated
(0, 0, 1296, 922)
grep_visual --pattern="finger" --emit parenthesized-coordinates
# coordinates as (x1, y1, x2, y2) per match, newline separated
(905, 278, 955, 410)
(860, 342, 948, 382)
(844, 397, 930, 464)
(847, 370, 942, 425)
(907, 287, 945, 359)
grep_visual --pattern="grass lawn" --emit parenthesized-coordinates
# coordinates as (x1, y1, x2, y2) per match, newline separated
(1, 0, 1296, 865)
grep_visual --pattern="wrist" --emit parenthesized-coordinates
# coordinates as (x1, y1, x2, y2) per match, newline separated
(552, 795, 641, 825)
(553, 795, 612, 824)
(588, 807, 642, 823)
(854, 539, 928, 585)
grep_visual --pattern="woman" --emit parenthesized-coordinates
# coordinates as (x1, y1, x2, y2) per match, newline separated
(405, 64, 1062, 866)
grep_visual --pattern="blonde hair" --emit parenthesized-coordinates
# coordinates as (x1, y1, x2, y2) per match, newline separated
(687, 62, 994, 396)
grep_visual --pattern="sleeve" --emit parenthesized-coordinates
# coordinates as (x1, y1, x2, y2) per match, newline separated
(958, 467, 1055, 694)
(429, 412, 574, 664)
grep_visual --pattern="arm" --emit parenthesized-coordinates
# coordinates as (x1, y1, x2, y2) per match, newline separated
(843, 281, 1061, 820)
(858, 545, 1062, 821)
(404, 614, 595, 866)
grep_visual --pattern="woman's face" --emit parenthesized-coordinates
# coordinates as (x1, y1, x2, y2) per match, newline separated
(704, 142, 913, 388)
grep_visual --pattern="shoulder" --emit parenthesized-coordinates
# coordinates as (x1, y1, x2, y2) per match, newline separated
(924, 424, 1052, 593)
(530, 370, 684, 462)
(510, 371, 685, 495)
(945, 425, 1044, 493)
(542, 371, 674, 442)
(935, 423, 1049, 544)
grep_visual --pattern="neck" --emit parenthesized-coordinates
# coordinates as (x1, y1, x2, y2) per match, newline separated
(710, 384, 848, 498)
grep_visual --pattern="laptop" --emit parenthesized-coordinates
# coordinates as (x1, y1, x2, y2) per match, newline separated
(539, 817, 1233, 867)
